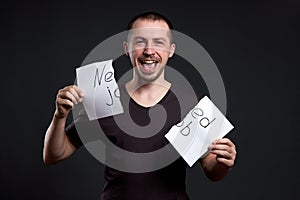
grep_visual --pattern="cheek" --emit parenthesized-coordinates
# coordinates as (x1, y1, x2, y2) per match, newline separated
(130, 49, 142, 58)
(161, 53, 171, 62)
(128, 52, 140, 66)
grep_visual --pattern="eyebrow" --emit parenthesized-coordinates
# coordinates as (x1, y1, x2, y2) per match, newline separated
(134, 36, 147, 41)
(153, 38, 167, 42)
(133, 37, 167, 42)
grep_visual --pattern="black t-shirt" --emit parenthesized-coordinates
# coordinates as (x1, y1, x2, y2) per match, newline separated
(66, 84, 199, 200)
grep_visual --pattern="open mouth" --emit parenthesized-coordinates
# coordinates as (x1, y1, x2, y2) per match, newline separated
(141, 60, 158, 64)
(138, 59, 160, 74)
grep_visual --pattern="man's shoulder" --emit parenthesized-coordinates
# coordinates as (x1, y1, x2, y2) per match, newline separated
(168, 84, 200, 103)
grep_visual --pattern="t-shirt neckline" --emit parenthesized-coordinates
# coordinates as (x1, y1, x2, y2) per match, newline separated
(121, 83, 172, 109)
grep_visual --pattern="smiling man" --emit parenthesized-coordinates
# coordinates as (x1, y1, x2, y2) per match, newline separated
(124, 17, 175, 107)
(43, 12, 237, 200)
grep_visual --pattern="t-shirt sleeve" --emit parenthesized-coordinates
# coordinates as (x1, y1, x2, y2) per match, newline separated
(65, 107, 88, 147)
(65, 104, 104, 147)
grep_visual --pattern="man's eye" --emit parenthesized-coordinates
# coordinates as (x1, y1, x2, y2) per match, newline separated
(155, 41, 165, 45)
(136, 41, 145, 45)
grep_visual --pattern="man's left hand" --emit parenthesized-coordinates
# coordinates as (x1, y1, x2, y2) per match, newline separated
(208, 138, 237, 168)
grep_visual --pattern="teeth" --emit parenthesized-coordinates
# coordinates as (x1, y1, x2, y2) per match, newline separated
(143, 60, 156, 64)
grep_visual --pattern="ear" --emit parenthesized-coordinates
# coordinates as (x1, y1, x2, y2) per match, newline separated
(168, 43, 176, 58)
(123, 41, 129, 56)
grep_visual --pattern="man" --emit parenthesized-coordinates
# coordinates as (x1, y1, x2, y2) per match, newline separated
(43, 12, 237, 200)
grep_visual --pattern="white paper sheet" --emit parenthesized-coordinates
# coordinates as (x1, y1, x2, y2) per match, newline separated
(165, 96, 234, 167)
(76, 60, 124, 120)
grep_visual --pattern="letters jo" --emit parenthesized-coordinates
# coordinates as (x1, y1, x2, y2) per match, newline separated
(93, 64, 120, 106)
(177, 107, 216, 136)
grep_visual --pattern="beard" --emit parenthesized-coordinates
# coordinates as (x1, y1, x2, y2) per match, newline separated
(134, 64, 165, 83)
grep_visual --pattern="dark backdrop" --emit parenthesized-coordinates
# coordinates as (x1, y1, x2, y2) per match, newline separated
(3, 0, 299, 199)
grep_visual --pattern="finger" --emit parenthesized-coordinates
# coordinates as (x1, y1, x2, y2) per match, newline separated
(210, 149, 232, 159)
(57, 98, 74, 108)
(68, 87, 82, 103)
(216, 157, 234, 167)
(214, 138, 236, 149)
(59, 91, 78, 105)
(211, 143, 236, 157)
(209, 144, 232, 151)
(72, 85, 84, 98)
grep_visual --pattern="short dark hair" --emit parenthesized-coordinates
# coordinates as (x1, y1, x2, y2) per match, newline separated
(127, 11, 174, 30)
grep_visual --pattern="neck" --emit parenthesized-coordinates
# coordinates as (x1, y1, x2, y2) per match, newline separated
(126, 71, 170, 96)
(125, 72, 171, 107)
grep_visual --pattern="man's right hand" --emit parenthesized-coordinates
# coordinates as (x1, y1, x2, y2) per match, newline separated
(55, 85, 84, 119)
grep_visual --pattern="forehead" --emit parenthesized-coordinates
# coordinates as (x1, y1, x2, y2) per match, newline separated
(129, 19, 170, 39)
(131, 19, 170, 29)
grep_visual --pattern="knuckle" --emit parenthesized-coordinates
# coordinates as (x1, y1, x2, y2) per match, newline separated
(57, 89, 63, 97)
(232, 147, 236, 155)
(65, 99, 73, 106)
(69, 88, 77, 96)
(63, 86, 69, 90)
(222, 138, 228, 142)
(220, 151, 226, 157)
(65, 91, 72, 98)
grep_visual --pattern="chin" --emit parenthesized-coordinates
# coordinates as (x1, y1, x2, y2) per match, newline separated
(145, 72, 166, 82)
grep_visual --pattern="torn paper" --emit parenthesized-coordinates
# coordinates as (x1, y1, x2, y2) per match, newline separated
(76, 59, 124, 120)
(165, 96, 234, 167)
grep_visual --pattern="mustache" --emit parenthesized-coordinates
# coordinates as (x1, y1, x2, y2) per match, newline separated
(138, 55, 161, 62)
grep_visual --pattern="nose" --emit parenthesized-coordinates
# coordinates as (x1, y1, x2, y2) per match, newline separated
(143, 44, 155, 56)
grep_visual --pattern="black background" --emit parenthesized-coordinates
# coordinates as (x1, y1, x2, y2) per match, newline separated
(3, 0, 300, 199)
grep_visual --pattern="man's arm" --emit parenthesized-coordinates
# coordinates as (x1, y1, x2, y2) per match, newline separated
(43, 85, 84, 164)
(200, 138, 237, 181)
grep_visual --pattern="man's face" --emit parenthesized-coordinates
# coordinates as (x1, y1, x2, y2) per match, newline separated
(124, 19, 175, 82)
